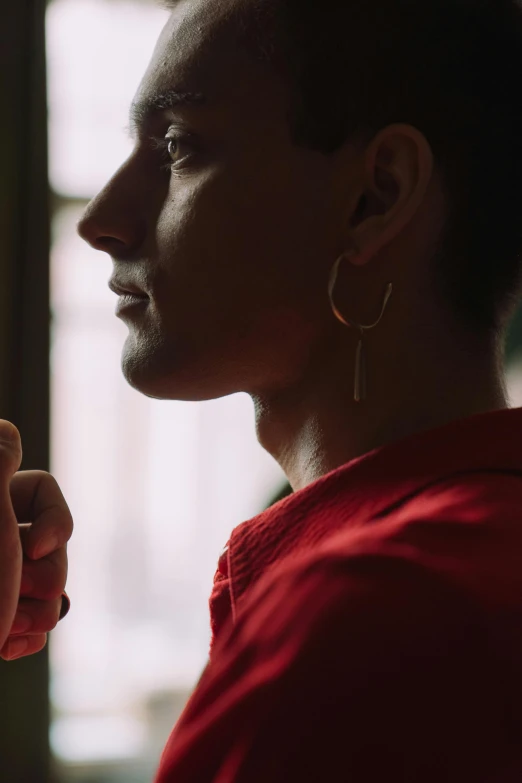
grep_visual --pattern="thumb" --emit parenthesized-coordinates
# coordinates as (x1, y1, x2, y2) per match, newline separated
(0, 421, 22, 478)
(0, 422, 23, 652)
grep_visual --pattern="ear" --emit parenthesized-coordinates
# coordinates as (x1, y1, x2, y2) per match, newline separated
(347, 124, 434, 266)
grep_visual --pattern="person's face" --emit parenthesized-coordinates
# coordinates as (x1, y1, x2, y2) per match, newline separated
(78, 0, 349, 401)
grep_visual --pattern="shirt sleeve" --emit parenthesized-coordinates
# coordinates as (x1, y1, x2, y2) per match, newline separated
(154, 554, 517, 783)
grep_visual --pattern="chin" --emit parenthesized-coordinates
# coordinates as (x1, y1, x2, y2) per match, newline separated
(120, 337, 242, 403)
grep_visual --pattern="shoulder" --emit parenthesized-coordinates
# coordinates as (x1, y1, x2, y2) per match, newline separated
(231, 545, 484, 661)
(393, 470, 522, 527)
(211, 553, 513, 781)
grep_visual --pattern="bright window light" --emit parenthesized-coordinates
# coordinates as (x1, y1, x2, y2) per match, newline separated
(47, 0, 169, 197)
(46, 0, 285, 776)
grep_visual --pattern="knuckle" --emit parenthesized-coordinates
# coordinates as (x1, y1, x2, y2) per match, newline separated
(37, 563, 66, 601)
(0, 422, 21, 455)
(0, 420, 20, 441)
(32, 600, 61, 633)
(39, 470, 62, 491)
(41, 581, 64, 602)
(34, 634, 48, 653)
(50, 569, 67, 598)
(28, 469, 53, 485)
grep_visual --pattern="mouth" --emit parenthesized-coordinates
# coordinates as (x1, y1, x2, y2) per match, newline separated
(108, 279, 149, 299)
(114, 293, 150, 318)
(109, 279, 150, 318)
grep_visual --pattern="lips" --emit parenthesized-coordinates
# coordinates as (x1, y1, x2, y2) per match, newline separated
(108, 279, 149, 299)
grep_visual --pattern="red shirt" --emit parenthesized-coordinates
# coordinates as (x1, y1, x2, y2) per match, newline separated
(154, 406, 522, 782)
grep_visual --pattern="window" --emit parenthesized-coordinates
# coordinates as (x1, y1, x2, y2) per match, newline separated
(46, 2, 285, 780)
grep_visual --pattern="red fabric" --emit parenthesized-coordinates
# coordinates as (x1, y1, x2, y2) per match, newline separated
(154, 407, 522, 782)
(208, 548, 230, 657)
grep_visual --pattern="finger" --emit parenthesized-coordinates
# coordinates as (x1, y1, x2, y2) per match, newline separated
(0, 633, 47, 662)
(10, 471, 74, 560)
(0, 422, 23, 536)
(0, 422, 24, 650)
(8, 596, 62, 636)
(0, 421, 22, 481)
(18, 548, 67, 601)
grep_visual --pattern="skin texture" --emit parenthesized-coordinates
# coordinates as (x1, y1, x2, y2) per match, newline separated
(0, 422, 73, 662)
(78, 0, 509, 491)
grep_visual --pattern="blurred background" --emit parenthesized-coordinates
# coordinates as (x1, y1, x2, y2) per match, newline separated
(47, 0, 287, 780)
(0, 1, 521, 782)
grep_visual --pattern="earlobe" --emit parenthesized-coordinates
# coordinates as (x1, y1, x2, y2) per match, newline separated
(347, 191, 388, 266)
(348, 204, 389, 267)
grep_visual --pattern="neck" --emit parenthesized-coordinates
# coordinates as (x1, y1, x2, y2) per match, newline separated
(252, 330, 509, 492)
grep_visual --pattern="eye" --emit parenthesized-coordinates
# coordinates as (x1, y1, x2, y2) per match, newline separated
(167, 138, 181, 162)
(149, 131, 196, 172)
(163, 132, 192, 168)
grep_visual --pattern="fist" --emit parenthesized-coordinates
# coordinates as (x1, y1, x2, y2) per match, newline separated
(0, 421, 73, 661)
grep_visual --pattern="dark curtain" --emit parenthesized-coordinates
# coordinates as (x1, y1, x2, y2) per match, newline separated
(0, 1, 52, 782)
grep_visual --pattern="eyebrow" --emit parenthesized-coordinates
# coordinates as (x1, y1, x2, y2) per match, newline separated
(128, 89, 206, 137)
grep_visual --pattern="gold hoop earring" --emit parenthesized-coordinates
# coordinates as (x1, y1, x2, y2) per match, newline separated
(328, 253, 393, 403)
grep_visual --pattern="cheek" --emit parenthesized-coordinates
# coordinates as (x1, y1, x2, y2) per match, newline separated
(122, 164, 338, 396)
(153, 176, 251, 334)
(154, 163, 336, 320)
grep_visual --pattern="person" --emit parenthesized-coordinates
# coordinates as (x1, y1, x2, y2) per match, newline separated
(80, 0, 522, 779)
(3, 0, 522, 779)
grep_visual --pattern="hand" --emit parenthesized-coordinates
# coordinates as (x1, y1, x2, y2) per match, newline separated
(0, 421, 73, 661)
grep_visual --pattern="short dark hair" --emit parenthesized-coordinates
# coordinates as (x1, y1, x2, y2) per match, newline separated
(167, 0, 522, 337)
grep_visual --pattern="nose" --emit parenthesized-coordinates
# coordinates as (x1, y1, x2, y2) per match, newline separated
(77, 173, 146, 257)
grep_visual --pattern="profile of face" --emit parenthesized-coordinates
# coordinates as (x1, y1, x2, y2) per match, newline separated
(78, 0, 431, 403)
(77, 0, 355, 401)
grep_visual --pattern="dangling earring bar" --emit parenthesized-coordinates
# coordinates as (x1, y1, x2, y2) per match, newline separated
(328, 253, 393, 403)
(354, 327, 366, 403)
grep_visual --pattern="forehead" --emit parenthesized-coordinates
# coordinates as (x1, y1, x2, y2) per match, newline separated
(134, 0, 260, 107)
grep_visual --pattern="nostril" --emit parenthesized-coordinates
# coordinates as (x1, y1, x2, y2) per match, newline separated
(76, 200, 146, 254)
(95, 236, 127, 252)
(77, 216, 128, 253)
(93, 238, 131, 260)
(76, 208, 125, 251)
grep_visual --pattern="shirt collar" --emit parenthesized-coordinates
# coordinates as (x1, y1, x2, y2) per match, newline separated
(226, 406, 522, 619)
